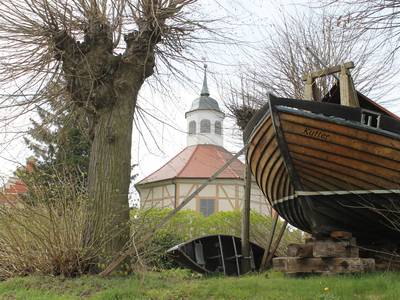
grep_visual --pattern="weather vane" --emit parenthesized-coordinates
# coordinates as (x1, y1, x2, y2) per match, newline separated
(202, 56, 207, 70)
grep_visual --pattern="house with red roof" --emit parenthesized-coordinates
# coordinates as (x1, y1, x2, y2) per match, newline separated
(135, 66, 271, 216)
(0, 160, 33, 205)
(0, 177, 27, 204)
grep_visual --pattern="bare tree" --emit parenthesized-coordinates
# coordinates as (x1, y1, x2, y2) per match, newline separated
(321, 1, 400, 58)
(0, 0, 209, 258)
(323, 2, 400, 39)
(225, 9, 395, 121)
(224, 76, 260, 132)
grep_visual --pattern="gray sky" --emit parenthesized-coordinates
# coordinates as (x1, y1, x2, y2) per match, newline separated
(0, 0, 290, 177)
(1, 0, 400, 199)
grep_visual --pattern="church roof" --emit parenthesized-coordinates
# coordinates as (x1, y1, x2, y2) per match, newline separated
(136, 144, 244, 185)
(188, 95, 221, 112)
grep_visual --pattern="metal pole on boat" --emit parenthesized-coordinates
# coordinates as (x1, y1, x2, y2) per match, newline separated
(263, 221, 288, 270)
(241, 162, 252, 274)
(260, 213, 278, 270)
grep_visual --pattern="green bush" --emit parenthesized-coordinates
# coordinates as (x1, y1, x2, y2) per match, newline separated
(130, 208, 303, 270)
(129, 209, 203, 270)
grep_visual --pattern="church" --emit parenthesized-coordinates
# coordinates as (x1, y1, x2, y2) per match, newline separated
(135, 66, 271, 216)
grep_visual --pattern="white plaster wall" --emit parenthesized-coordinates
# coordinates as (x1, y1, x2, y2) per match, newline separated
(218, 184, 236, 199)
(166, 185, 175, 197)
(179, 183, 217, 197)
(250, 184, 271, 215)
(219, 199, 235, 211)
(199, 185, 216, 198)
(237, 182, 271, 215)
(179, 183, 198, 196)
(153, 186, 163, 198)
(186, 110, 224, 146)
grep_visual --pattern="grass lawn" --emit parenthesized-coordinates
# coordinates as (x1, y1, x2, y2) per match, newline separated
(0, 269, 399, 300)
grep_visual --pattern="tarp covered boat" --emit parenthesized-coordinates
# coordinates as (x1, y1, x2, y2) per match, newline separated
(244, 63, 400, 245)
(166, 234, 265, 276)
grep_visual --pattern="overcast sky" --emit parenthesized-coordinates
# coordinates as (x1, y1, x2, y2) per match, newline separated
(1, 0, 400, 200)
(0, 0, 294, 177)
(131, 0, 302, 184)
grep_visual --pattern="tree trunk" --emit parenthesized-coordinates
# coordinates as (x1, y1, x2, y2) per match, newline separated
(86, 86, 138, 258)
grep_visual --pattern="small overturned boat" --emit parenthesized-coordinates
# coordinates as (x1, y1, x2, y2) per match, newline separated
(244, 62, 400, 246)
(166, 234, 265, 276)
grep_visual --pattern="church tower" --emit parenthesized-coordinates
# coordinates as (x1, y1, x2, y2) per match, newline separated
(136, 64, 271, 217)
(185, 64, 225, 147)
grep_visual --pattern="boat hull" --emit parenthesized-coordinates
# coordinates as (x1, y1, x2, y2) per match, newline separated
(245, 95, 400, 244)
(275, 193, 400, 243)
(166, 235, 265, 276)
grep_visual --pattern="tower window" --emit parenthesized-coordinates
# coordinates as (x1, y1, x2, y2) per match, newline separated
(189, 121, 196, 134)
(200, 119, 211, 133)
(215, 121, 222, 135)
(200, 199, 215, 216)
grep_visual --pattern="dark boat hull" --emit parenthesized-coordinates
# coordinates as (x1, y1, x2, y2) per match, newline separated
(166, 235, 265, 276)
(245, 94, 400, 245)
(275, 193, 400, 244)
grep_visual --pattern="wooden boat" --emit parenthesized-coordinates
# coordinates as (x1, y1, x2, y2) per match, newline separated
(166, 234, 265, 276)
(244, 62, 400, 245)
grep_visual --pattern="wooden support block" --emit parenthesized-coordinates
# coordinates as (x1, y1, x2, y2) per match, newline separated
(313, 239, 359, 258)
(273, 257, 375, 275)
(272, 257, 287, 271)
(330, 231, 352, 240)
(362, 258, 376, 273)
(305, 236, 315, 244)
(287, 243, 313, 258)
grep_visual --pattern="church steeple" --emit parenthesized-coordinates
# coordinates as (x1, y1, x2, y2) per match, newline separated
(185, 63, 225, 147)
(200, 63, 210, 97)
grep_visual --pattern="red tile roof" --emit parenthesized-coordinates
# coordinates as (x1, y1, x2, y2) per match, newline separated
(0, 177, 27, 204)
(137, 144, 245, 185)
(4, 179, 28, 194)
(0, 160, 34, 205)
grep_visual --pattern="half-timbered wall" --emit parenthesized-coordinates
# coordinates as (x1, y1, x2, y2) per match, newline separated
(139, 183, 176, 209)
(138, 178, 271, 216)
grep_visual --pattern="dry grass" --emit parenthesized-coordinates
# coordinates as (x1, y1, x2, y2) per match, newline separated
(0, 192, 110, 278)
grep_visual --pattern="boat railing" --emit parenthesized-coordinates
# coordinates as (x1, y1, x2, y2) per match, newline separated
(270, 95, 400, 137)
(361, 109, 381, 128)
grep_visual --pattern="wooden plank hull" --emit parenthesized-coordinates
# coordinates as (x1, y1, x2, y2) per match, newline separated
(166, 235, 265, 276)
(245, 95, 400, 244)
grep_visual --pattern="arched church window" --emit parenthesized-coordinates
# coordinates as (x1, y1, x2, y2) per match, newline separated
(189, 121, 196, 134)
(200, 119, 211, 133)
(215, 121, 222, 135)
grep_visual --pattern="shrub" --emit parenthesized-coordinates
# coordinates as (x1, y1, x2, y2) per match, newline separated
(130, 208, 303, 270)
(129, 209, 203, 270)
(200, 210, 302, 255)
(0, 186, 111, 279)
